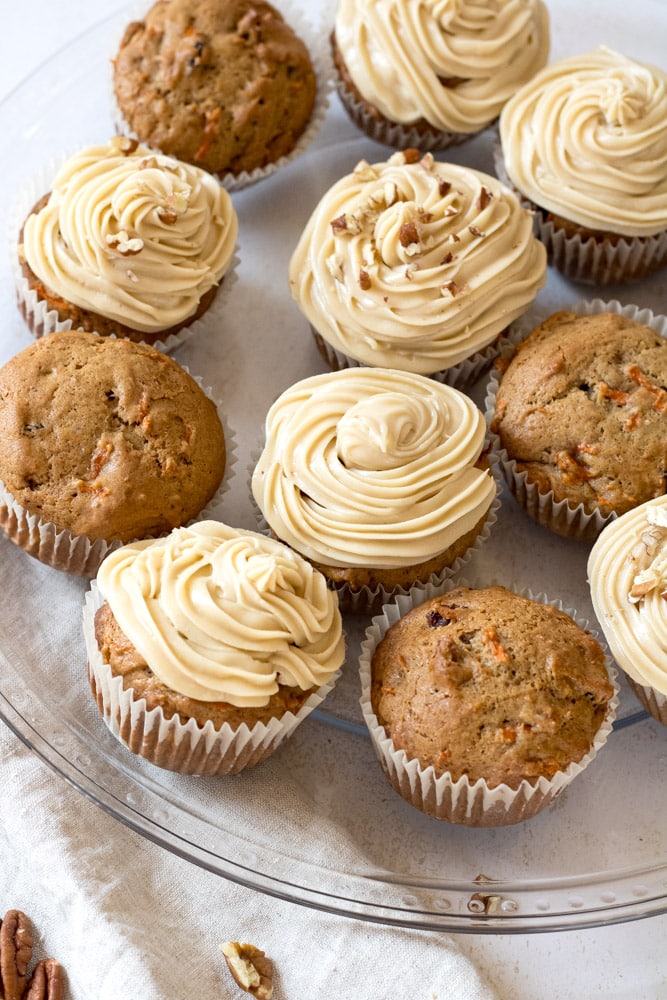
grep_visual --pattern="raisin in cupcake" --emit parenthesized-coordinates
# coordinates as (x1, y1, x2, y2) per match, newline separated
(289, 151, 546, 385)
(112, 0, 328, 190)
(360, 584, 617, 826)
(496, 48, 667, 284)
(331, 0, 549, 151)
(589, 496, 667, 728)
(488, 302, 667, 541)
(84, 521, 345, 775)
(0, 330, 231, 577)
(14, 137, 238, 350)
(251, 367, 498, 613)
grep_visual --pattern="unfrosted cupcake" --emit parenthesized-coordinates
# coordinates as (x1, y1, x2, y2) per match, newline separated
(360, 584, 617, 826)
(112, 0, 326, 189)
(251, 367, 498, 612)
(84, 521, 345, 774)
(497, 47, 667, 284)
(331, 0, 549, 151)
(489, 305, 667, 540)
(588, 496, 667, 727)
(0, 330, 229, 576)
(14, 137, 238, 349)
(289, 150, 546, 384)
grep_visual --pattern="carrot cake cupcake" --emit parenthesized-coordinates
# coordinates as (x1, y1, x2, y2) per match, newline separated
(112, 0, 320, 185)
(588, 496, 667, 727)
(331, 0, 549, 150)
(0, 330, 228, 576)
(361, 584, 617, 825)
(251, 367, 498, 611)
(497, 47, 667, 284)
(15, 137, 238, 347)
(289, 150, 546, 382)
(85, 520, 345, 774)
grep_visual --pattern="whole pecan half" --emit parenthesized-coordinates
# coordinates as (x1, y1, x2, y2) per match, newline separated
(0, 910, 33, 1000)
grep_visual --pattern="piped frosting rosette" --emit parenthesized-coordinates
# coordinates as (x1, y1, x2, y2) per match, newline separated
(497, 48, 667, 283)
(588, 496, 667, 727)
(251, 367, 498, 611)
(84, 521, 344, 774)
(289, 152, 546, 382)
(333, 0, 549, 147)
(13, 137, 239, 349)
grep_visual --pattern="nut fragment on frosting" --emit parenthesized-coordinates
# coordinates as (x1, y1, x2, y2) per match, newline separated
(499, 48, 667, 236)
(19, 138, 238, 333)
(334, 0, 550, 133)
(251, 367, 496, 568)
(289, 152, 546, 373)
(95, 521, 345, 707)
(588, 497, 667, 695)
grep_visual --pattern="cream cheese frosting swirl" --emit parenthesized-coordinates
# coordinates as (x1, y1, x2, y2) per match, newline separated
(334, 0, 549, 132)
(289, 151, 546, 373)
(499, 48, 667, 237)
(20, 138, 238, 333)
(96, 521, 345, 707)
(588, 497, 667, 695)
(251, 367, 496, 568)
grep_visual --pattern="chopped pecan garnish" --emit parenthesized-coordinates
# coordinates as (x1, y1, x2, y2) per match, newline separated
(399, 222, 419, 247)
(220, 942, 273, 999)
(402, 148, 421, 164)
(358, 269, 371, 290)
(0, 911, 64, 1000)
(110, 135, 139, 155)
(106, 231, 143, 256)
(438, 179, 452, 197)
(441, 280, 460, 297)
(468, 224, 485, 238)
(477, 187, 492, 211)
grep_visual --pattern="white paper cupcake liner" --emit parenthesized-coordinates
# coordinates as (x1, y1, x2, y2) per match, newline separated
(9, 152, 240, 353)
(0, 371, 236, 578)
(484, 298, 667, 542)
(492, 140, 667, 285)
(83, 583, 341, 775)
(359, 581, 619, 826)
(625, 676, 667, 729)
(248, 442, 502, 615)
(109, 0, 333, 193)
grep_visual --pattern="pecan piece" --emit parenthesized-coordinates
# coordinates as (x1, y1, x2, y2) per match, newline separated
(219, 942, 273, 999)
(24, 959, 64, 1000)
(0, 910, 33, 1000)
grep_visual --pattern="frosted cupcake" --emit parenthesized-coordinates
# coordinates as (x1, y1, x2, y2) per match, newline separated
(14, 137, 238, 349)
(84, 521, 345, 775)
(361, 583, 618, 826)
(588, 496, 667, 727)
(289, 151, 546, 384)
(497, 48, 667, 284)
(331, 0, 549, 151)
(251, 367, 498, 612)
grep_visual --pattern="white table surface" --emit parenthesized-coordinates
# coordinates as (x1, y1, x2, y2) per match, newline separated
(1, 2, 667, 998)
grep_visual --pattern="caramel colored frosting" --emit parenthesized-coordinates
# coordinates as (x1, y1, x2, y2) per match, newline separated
(20, 138, 238, 333)
(251, 367, 496, 568)
(334, 0, 549, 133)
(289, 152, 546, 374)
(588, 497, 667, 695)
(499, 48, 667, 237)
(96, 521, 345, 707)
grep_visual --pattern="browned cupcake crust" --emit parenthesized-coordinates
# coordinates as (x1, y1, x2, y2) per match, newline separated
(113, 0, 317, 177)
(94, 601, 316, 728)
(0, 330, 226, 542)
(371, 586, 613, 789)
(491, 311, 667, 516)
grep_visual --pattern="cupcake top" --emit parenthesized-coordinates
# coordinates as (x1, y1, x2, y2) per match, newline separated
(289, 151, 546, 374)
(333, 0, 549, 133)
(588, 497, 667, 697)
(499, 47, 667, 237)
(251, 367, 496, 569)
(370, 586, 614, 788)
(491, 310, 667, 517)
(113, 0, 317, 178)
(95, 521, 345, 707)
(19, 137, 238, 335)
(0, 330, 226, 542)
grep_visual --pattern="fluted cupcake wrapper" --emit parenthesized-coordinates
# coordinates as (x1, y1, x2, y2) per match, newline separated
(625, 676, 667, 729)
(359, 581, 619, 827)
(0, 372, 237, 578)
(484, 298, 667, 542)
(9, 152, 240, 353)
(83, 584, 341, 776)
